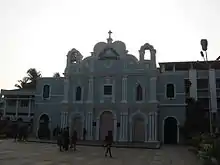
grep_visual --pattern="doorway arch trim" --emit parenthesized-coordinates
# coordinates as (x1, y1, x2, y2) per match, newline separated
(162, 116, 179, 144)
(96, 110, 117, 141)
(69, 112, 84, 139)
(36, 113, 51, 138)
(129, 111, 148, 142)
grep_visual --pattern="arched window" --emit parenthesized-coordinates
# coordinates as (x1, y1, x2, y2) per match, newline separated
(166, 84, 175, 98)
(136, 84, 143, 101)
(75, 86, 82, 101)
(43, 85, 50, 99)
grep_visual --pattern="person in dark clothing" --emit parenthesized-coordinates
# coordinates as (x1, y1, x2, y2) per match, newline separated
(63, 128, 69, 151)
(83, 128, 87, 141)
(104, 131, 113, 157)
(71, 130, 77, 151)
(57, 131, 62, 151)
(13, 123, 18, 142)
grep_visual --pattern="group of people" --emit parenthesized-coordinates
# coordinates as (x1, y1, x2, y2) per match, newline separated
(56, 127, 113, 157)
(57, 127, 78, 152)
(14, 122, 31, 142)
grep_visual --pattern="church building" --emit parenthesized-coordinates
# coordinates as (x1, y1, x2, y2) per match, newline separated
(2, 31, 219, 148)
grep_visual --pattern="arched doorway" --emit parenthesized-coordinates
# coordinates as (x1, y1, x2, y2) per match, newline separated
(163, 117, 178, 144)
(38, 114, 50, 139)
(71, 115, 83, 140)
(99, 111, 114, 141)
(132, 115, 145, 142)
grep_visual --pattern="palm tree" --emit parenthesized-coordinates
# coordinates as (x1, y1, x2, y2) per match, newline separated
(15, 77, 29, 89)
(15, 68, 42, 89)
(53, 72, 60, 78)
(27, 68, 42, 82)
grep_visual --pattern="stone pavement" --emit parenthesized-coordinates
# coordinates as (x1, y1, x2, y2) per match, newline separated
(0, 140, 202, 165)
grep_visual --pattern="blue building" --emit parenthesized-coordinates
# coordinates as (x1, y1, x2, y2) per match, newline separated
(1, 32, 220, 148)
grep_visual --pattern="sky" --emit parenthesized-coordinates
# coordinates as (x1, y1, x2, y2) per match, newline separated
(0, 0, 220, 90)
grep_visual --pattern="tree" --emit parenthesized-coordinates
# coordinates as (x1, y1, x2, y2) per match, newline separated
(183, 79, 209, 138)
(26, 68, 42, 84)
(53, 72, 60, 78)
(184, 97, 209, 137)
(14, 77, 29, 89)
(15, 68, 42, 89)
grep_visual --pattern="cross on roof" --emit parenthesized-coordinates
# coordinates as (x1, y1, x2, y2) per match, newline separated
(108, 30, 112, 38)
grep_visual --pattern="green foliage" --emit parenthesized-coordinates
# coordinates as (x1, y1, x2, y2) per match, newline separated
(195, 134, 220, 164)
(15, 68, 42, 89)
(184, 97, 209, 138)
(53, 72, 60, 78)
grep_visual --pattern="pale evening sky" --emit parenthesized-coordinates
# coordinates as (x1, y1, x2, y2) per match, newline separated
(0, 0, 220, 90)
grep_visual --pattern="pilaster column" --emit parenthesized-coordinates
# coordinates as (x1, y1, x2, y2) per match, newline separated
(119, 113, 124, 141)
(149, 77, 157, 102)
(148, 112, 158, 142)
(28, 97, 31, 117)
(112, 80, 115, 103)
(15, 99, 19, 118)
(100, 84, 104, 103)
(96, 119, 100, 140)
(113, 118, 117, 141)
(63, 78, 69, 102)
(60, 112, 64, 128)
(148, 113, 152, 141)
(155, 112, 158, 141)
(152, 113, 155, 140)
(64, 112, 68, 128)
(209, 69, 217, 113)
(87, 77, 94, 103)
(86, 112, 93, 140)
(121, 76, 127, 103)
(189, 69, 197, 100)
(119, 112, 128, 141)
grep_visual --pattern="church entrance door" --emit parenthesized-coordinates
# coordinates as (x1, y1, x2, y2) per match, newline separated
(71, 116, 82, 140)
(132, 115, 145, 142)
(38, 114, 50, 139)
(99, 111, 114, 141)
(164, 117, 178, 144)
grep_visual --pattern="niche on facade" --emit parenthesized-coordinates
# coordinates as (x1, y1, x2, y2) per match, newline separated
(136, 84, 143, 101)
(75, 86, 82, 101)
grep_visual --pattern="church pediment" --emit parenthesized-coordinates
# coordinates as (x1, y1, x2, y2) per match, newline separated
(98, 48, 120, 60)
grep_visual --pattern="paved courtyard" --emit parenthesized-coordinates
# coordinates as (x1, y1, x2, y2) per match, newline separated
(0, 140, 201, 165)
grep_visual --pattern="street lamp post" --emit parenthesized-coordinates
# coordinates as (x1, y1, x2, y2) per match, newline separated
(200, 39, 215, 135)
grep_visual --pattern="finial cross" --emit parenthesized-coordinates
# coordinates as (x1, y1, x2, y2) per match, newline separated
(108, 30, 112, 38)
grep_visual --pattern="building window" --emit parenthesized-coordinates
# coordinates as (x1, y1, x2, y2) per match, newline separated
(75, 86, 82, 101)
(216, 79, 220, 89)
(104, 85, 112, 96)
(166, 84, 175, 98)
(217, 98, 220, 110)
(197, 79, 208, 89)
(136, 84, 143, 101)
(20, 100, 29, 107)
(43, 85, 50, 99)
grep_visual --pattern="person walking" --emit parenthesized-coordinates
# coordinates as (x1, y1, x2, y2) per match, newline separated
(57, 131, 62, 152)
(63, 128, 69, 151)
(13, 122, 18, 142)
(104, 131, 113, 157)
(83, 128, 87, 141)
(71, 130, 77, 151)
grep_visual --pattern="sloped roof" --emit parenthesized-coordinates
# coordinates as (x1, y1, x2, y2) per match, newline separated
(1, 88, 35, 96)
